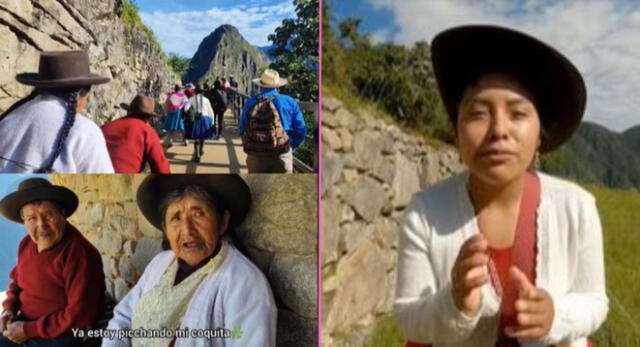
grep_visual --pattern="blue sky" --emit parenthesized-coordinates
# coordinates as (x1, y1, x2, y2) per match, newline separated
(0, 174, 47, 290)
(332, 0, 640, 132)
(135, 0, 295, 58)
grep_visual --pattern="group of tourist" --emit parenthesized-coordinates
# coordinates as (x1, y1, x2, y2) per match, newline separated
(0, 51, 308, 174)
(160, 77, 236, 163)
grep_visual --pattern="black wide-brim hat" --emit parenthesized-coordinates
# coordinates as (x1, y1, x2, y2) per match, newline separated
(0, 178, 78, 224)
(136, 174, 252, 230)
(431, 25, 587, 153)
(16, 51, 110, 88)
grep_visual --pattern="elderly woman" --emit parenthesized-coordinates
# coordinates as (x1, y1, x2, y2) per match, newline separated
(0, 51, 114, 173)
(394, 26, 608, 347)
(103, 175, 276, 347)
(0, 178, 105, 346)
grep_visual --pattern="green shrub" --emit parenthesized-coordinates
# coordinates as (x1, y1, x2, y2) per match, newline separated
(323, 1, 453, 144)
(120, 0, 165, 58)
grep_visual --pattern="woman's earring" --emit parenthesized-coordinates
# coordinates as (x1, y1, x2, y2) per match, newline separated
(534, 151, 541, 169)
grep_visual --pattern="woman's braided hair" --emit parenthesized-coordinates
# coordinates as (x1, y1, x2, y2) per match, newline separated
(36, 86, 91, 173)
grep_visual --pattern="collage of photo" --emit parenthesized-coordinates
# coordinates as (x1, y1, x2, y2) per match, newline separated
(0, 0, 638, 346)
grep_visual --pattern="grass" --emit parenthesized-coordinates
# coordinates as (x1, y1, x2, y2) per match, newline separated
(364, 316, 405, 347)
(362, 184, 640, 346)
(587, 184, 640, 346)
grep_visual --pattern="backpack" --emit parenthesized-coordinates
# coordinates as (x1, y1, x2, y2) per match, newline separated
(242, 96, 290, 155)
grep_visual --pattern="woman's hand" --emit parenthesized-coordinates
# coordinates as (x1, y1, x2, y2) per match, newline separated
(451, 234, 489, 317)
(505, 267, 554, 339)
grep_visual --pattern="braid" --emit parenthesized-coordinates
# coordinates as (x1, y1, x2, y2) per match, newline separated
(36, 89, 83, 173)
(0, 89, 39, 123)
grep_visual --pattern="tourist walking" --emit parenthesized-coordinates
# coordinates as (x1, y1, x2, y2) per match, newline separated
(240, 69, 307, 173)
(102, 95, 170, 173)
(162, 85, 190, 147)
(0, 50, 114, 173)
(183, 84, 197, 144)
(186, 86, 215, 162)
(210, 80, 228, 139)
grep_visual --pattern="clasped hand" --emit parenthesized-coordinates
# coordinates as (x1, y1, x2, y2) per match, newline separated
(0, 311, 27, 344)
(451, 234, 554, 339)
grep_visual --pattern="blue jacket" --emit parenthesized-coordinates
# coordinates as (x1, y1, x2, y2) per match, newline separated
(239, 89, 307, 150)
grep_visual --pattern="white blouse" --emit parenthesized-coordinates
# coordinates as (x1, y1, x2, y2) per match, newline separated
(394, 171, 608, 347)
(103, 243, 277, 347)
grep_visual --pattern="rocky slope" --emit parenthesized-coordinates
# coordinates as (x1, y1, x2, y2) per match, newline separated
(183, 24, 268, 95)
(0, 0, 176, 124)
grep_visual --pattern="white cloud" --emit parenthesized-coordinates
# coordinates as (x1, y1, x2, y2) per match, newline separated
(369, 28, 393, 44)
(366, 0, 640, 131)
(140, 1, 295, 58)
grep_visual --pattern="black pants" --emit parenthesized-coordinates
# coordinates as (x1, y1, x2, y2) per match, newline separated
(0, 333, 81, 347)
(193, 139, 205, 159)
(214, 108, 225, 135)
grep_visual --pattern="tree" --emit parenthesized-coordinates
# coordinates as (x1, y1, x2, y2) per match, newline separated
(166, 53, 192, 82)
(268, 0, 319, 102)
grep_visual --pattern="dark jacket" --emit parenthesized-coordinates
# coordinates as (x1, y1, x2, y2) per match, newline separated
(210, 89, 228, 112)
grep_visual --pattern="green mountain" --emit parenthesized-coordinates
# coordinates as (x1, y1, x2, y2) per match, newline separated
(541, 122, 640, 189)
(622, 125, 640, 154)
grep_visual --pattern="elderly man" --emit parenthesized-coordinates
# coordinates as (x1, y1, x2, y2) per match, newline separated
(0, 178, 105, 346)
(239, 69, 307, 173)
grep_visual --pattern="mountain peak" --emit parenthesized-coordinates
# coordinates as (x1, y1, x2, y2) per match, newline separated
(184, 25, 268, 93)
(215, 24, 239, 34)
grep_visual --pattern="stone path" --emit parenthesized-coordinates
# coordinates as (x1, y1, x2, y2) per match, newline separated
(165, 111, 248, 173)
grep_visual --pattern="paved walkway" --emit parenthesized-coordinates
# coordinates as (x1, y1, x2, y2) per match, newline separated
(165, 111, 248, 173)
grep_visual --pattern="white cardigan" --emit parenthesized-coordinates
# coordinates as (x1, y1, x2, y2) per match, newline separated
(394, 172, 608, 347)
(103, 244, 277, 347)
(0, 93, 114, 173)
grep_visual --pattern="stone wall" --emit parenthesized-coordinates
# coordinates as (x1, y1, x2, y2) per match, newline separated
(321, 98, 464, 346)
(0, 0, 176, 124)
(49, 174, 317, 347)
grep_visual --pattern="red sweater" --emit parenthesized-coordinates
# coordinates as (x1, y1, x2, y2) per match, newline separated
(2, 224, 106, 339)
(101, 115, 171, 173)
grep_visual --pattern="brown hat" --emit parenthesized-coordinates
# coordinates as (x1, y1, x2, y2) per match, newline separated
(431, 25, 586, 153)
(127, 95, 158, 117)
(0, 178, 78, 224)
(136, 174, 251, 230)
(16, 51, 110, 88)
